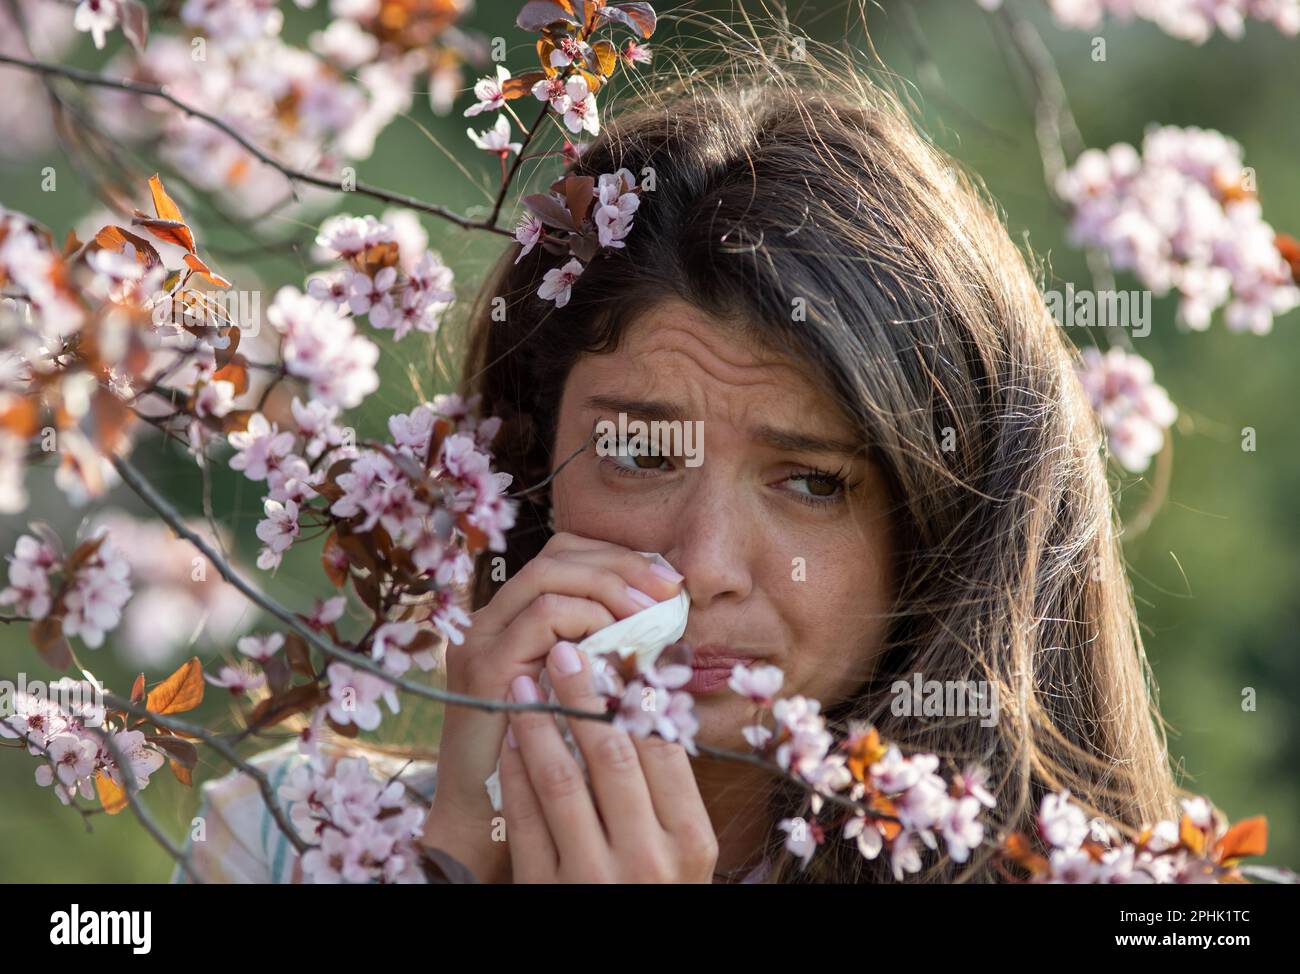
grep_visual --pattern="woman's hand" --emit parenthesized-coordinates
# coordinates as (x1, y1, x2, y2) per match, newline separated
(496, 640, 719, 883)
(420, 532, 685, 883)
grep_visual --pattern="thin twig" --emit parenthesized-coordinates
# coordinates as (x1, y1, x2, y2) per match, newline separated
(0, 53, 518, 239)
(100, 691, 312, 856)
(108, 451, 633, 724)
(81, 720, 204, 883)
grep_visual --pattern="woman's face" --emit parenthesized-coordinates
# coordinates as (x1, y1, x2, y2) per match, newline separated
(549, 298, 897, 749)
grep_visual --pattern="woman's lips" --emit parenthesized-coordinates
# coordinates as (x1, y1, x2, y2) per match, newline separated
(683, 665, 736, 695)
(682, 648, 758, 695)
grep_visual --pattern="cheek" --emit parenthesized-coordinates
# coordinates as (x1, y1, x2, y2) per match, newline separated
(781, 540, 893, 700)
(551, 472, 626, 537)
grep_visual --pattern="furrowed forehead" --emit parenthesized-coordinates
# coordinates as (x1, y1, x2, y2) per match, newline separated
(580, 393, 864, 458)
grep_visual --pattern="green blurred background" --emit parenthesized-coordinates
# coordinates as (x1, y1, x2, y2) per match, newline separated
(1, 0, 1296, 880)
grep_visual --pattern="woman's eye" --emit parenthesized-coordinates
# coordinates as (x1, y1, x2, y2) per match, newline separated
(784, 468, 853, 507)
(602, 440, 671, 476)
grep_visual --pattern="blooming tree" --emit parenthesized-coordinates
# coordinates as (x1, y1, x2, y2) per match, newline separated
(0, 0, 1294, 884)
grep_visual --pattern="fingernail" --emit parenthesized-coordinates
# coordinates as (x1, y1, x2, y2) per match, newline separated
(506, 726, 518, 749)
(552, 640, 582, 675)
(649, 562, 684, 584)
(627, 585, 658, 610)
(511, 673, 539, 705)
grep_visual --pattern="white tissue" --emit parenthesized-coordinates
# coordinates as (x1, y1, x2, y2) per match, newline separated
(484, 551, 690, 811)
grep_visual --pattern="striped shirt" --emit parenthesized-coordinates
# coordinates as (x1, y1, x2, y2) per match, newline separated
(170, 740, 771, 884)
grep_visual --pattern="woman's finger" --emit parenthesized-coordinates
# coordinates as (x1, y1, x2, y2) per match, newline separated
(484, 557, 669, 633)
(496, 724, 557, 881)
(506, 673, 609, 868)
(498, 594, 617, 670)
(543, 641, 662, 849)
(478, 536, 682, 628)
(629, 732, 715, 839)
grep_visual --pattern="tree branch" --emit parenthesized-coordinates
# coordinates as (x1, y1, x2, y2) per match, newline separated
(0, 53, 519, 239)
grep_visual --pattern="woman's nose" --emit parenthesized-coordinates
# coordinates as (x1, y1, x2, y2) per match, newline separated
(662, 472, 754, 610)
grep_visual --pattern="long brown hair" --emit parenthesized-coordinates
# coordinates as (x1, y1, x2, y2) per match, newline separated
(449, 9, 1181, 882)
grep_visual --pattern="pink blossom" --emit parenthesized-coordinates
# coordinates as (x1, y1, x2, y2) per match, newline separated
(463, 65, 510, 117)
(467, 114, 522, 156)
(103, 728, 165, 791)
(266, 287, 380, 408)
(346, 266, 397, 315)
(315, 215, 394, 261)
(778, 816, 820, 868)
(60, 533, 132, 649)
(205, 662, 267, 694)
(74, 0, 121, 51)
(228, 413, 295, 481)
(291, 397, 347, 461)
(1038, 789, 1091, 852)
(325, 661, 398, 732)
(306, 595, 347, 630)
(237, 632, 285, 661)
(1077, 346, 1177, 472)
(0, 534, 58, 620)
(1058, 126, 1299, 333)
(727, 662, 784, 704)
(560, 75, 599, 136)
(255, 497, 301, 571)
(514, 214, 544, 263)
(622, 40, 653, 65)
(537, 258, 584, 307)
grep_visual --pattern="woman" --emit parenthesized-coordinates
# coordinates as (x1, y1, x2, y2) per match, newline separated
(177, 33, 1179, 884)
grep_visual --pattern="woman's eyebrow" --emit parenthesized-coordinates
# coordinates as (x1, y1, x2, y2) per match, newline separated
(583, 394, 863, 458)
(751, 424, 865, 458)
(583, 394, 687, 423)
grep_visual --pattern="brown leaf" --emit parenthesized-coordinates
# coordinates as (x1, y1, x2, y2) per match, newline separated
(168, 759, 193, 787)
(131, 216, 196, 254)
(321, 531, 350, 587)
(213, 356, 249, 397)
(90, 388, 135, 454)
(247, 683, 329, 731)
(183, 252, 233, 288)
(564, 175, 596, 228)
(325, 714, 360, 739)
(592, 39, 619, 77)
(93, 225, 163, 269)
(517, 1, 578, 31)
(215, 323, 242, 364)
(95, 772, 129, 815)
(0, 396, 41, 438)
(503, 71, 547, 100)
(1275, 233, 1300, 284)
(146, 733, 198, 770)
(147, 173, 187, 229)
(1216, 816, 1268, 862)
(64, 532, 108, 573)
(522, 192, 579, 231)
(262, 655, 292, 696)
(120, 0, 149, 56)
(352, 570, 382, 613)
(130, 673, 146, 705)
(1179, 812, 1207, 856)
(219, 409, 258, 435)
(145, 656, 205, 716)
(285, 632, 316, 679)
(602, 2, 657, 38)
(30, 618, 72, 671)
(457, 512, 490, 554)
(568, 232, 599, 262)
